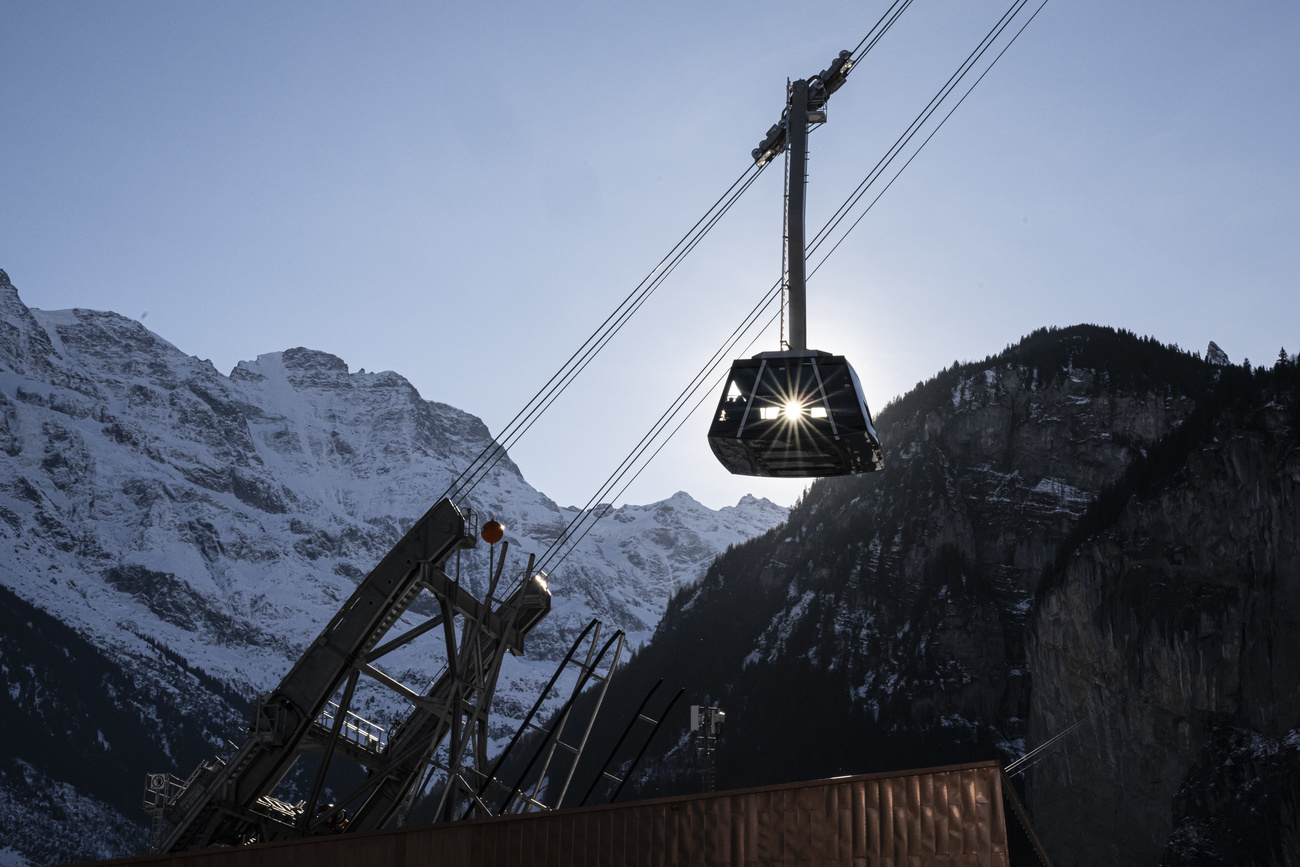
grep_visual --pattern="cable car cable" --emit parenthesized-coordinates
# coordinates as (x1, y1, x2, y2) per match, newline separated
(538, 0, 1051, 569)
(534, 279, 789, 571)
(851, 0, 916, 65)
(700, 0, 1045, 478)
(810, 0, 1051, 276)
(442, 162, 766, 503)
(450, 0, 939, 568)
(491, 164, 770, 449)
(540, 305, 784, 575)
(808, 0, 1042, 262)
(534, 294, 781, 573)
(444, 0, 919, 507)
(813, 0, 1031, 250)
(1003, 686, 1130, 777)
(521, 2, 931, 560)
(534, 274, 785, 564)
(707, 0, 1036, 478)
(443, 162, 760, 501)
(446, 163, 768, 507)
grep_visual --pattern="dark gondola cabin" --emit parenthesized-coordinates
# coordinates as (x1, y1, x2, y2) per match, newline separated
(708, 53, 884, 479)
(708, 349, 883, 477)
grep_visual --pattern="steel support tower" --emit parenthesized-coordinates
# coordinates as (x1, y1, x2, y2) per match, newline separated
(146, 498, 552, 851)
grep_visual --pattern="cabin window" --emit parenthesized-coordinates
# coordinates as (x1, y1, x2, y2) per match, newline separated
(710, 367, 759, 432)
(720, 369, 757, 408)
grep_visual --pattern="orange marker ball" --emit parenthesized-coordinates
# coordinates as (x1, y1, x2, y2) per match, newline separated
(481, 520, 505, 545)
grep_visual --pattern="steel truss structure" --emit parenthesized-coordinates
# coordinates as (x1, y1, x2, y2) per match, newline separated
(145, 498, 554, 851)
(467, 620, 626, 818)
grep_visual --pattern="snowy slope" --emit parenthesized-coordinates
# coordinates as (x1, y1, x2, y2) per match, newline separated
(0, 268, 785, 864)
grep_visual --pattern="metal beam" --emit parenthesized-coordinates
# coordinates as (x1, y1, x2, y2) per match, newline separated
(787, 79, 809, 351)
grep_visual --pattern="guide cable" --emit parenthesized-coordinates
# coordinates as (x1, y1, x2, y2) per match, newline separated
(442, 163, 766, 504)
(808, 0, 1049, 266)
(444, 0, 920, 513)
(535, 0, 1050, 574)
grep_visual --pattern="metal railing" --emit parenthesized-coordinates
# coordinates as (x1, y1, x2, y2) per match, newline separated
(316, 701, 387, 753)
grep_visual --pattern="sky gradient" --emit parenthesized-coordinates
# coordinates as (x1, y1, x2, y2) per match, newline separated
(3, 1, 1297, 510)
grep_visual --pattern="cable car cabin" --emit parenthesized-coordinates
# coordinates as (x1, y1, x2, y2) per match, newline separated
(708, 349, 884, 478)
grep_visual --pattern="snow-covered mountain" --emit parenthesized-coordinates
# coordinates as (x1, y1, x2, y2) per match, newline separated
(0, 268, 786, 865)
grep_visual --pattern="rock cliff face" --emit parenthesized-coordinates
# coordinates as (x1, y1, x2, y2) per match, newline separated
(0, 268, 786, 865)
(1027, 366, 1300, 866)
(576, 326, 1219, 795)
(572, 328, 1298, 865)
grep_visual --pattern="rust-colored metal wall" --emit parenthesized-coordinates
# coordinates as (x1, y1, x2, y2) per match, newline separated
(73, 761, 1009, 867)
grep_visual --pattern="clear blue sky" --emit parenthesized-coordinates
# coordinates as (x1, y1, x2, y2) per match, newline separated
(3, 1, 1297, 510)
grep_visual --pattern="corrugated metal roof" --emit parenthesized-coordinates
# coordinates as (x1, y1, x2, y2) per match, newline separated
(70, 761, 1012, 867)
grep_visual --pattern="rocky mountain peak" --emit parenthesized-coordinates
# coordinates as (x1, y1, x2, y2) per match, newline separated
(235, 348, 424, 409)
(30, 306, 191, 380)
(0, 275, 103, 396)
(0, 272, 57, 371)
(0, 267, 790, 865)
(1206, 340, 1230, 366)
(237, 348, 353, 387)
(280, 346, 349, 373)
